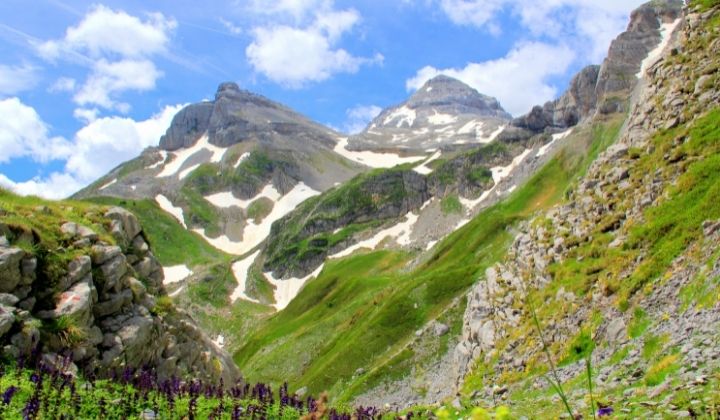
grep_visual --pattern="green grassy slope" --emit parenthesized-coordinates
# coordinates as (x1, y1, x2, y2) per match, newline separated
(234, 114, 626, 401)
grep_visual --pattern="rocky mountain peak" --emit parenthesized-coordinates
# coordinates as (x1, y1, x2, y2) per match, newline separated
(407, 75, 511, 120)
(215, 81, 241, 100)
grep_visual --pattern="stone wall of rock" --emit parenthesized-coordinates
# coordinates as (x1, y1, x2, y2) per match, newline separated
(0, 207, 239, 383)
(455, 0, 719, 400)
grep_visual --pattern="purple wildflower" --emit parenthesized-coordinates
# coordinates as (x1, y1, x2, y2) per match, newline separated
(2, 385, 18, 405)
(597, 406, 614, 416)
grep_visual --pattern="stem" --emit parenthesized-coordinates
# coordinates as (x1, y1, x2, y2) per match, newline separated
(529, 301, 575, 418)
(586, 357, 597, 420)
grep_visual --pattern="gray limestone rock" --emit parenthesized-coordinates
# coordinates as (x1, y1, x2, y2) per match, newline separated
(0, 247, 25, 293)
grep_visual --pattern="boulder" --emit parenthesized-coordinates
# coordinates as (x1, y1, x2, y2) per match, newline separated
(0, 247, 25, 293)
(91, 245, 122, 265)
(0, 304, 15, 337)
(97, 254, 127, 292)
(105, 207, 142, 244)
(93, 289, 132, 318)
(40, 277, 96, 326)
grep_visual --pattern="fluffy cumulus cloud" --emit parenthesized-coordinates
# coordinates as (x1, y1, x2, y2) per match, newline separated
(436, 0, 645, 62)
(0, 64, 39, 96)
(246, 1, 382, 87)
(37, 5, 176, 112)
(343, 104, 382, 134)
(407, 42, 575, 116)
(0, 100, 183, 199)
(0, 97, 72, 164)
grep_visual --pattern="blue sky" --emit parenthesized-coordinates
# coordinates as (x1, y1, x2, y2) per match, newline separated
(0, 0, 645, 198)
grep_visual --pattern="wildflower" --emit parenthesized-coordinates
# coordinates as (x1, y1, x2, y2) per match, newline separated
(2, 385, 18, 405)
(597, 406, 614, 416)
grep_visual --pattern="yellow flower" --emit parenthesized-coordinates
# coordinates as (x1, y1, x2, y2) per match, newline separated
(471, 407, 490, 420)
(436, 407, 451, 419)
(495, 405, 512, 420)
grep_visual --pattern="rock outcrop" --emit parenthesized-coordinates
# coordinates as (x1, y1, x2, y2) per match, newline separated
(455, 2, 720, 412)
(510, 0, 683, 136)
(0, 206, 239, 383)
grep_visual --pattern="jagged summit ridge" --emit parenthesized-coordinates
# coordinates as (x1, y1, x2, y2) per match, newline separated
(404, 75, 511, 120)
(350, 75, 511, 152)
(159, 81, 338, 151)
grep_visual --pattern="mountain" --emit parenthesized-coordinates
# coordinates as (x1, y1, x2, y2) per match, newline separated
(348, 75, 512, 153)
(31, 0, 720, 417)
(74, 82, 367, 258)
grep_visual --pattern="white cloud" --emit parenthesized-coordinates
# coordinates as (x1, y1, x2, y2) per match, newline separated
(406, 42, 575, 116)
(37, 5, 176, 60)
(0, 172, 85, 200)
(248, 0, 330, 22)
(0, 99, 183, 199)
(245, 2, 381, 87)
(435, 0, 645, 62)
(73, 59, 162, 111)
(0, 64, 38, 96)
(0, 97, 72, 164)
(73, 107, 99, 123)
(37, 5, 176, 111)
(49, 77, 77, 93)
(343, 104, 382, 134)
(65, 104, 183, 182)
(219, 18, 243, 35)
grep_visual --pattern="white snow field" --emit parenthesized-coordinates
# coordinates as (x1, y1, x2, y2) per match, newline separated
(413, 149, 442, 175)
(637, 18, 681, 79)
(157, 134, 226, 178)
(333, 137, 426, 168)
(264, 263, 325, 311)
(538, 128, 573, 157)
(194, 182, 321, 255)
(162, 265, 193, 285)
(204, 184, 282, 210)
(155, 194, 187, 228)
(230, 251, 261, 304)
(383, 105, 416, 128)
(330, 211, 420, 259)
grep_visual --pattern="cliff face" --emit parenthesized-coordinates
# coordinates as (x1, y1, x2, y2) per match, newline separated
(0, 197, 239, 383)
(455, 2, 720, 415)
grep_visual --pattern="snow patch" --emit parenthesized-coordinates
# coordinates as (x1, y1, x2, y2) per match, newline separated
(491, 148, 532, 183)
(413, 149, 442, 175)
(383, 106, 416, 128)
(147, 151, 168, 169)
(157, 134, 226, 178)
(234, 152, 251, 169)
(162, 265, 192, 285)
(426, 240, 438, 251)
(458, 120, 484, 135)
(213, 335, 225, 348)
(205, 184, 282, 210)
(506, 185, 517, 194)
(169, 286, 185, 297)
(195, 183, 321, 255)
(178, 163, 201, 180)
(459, 189, 493, 211)
(265, 263, 324, 311)
(427, 110, 457, 125)
(230, 251, 261, 303)
(334, 137, 426, 168)
(155, 195, 187, 228)
(538, 128, 573, 157)
(99, 178, 116, 190)
(477, 125, 506, 144)
(330, 211, 420, 259)
(637, 18, 681, 79)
